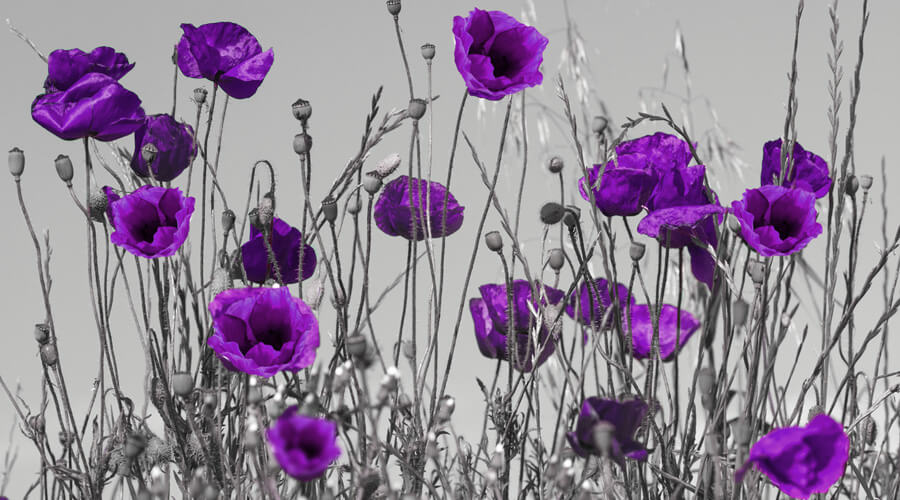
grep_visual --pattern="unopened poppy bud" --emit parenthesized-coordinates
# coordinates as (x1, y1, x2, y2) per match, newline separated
(863, 416, 877, 445)
(347, 335, 368, 358)
(562, 206, 580, 229)
(401, 340, 415, 360)
(421, 43, 436, 61)
(8, 148, 24, 177)
(375, 153, 402, 178)
(125, 433, 147, 458)
(490, 445, 505, 471)
(436, 396, 455, 423)
(540, 202, 565, 225)
(40, 343, 58, 366)
(268, 394, 286, 419)
(172, 372, 194, 397)
(859, 174, 873, 191)
(291, 98, 312, 122)
(59, 430, 73, 447)
(29, 414, 45, 434)
(247, 385, 263, 405)
(322, 198, 338, 223)
(731, 420, 750, 446)
(363, 173, 383, 195)
(142, 143, 158, 167)
(221, 209, 236, 233)
(407, 98, 427, 120)
(844, 175, 859, 196)
(484, 231, 503, 252)
(697, 367, 716, 396)
(727, 213, 742, 234)
(807, 404, 825, 421)
(88, 189, 108, 222)
(331, 287, 346, 308)
(732, 298, 749, 326)
(332, 365, 351, 393)
(548, 249, 565, 271)
(347, 196, 362, 215)
(55, 155, 74, 185)
(548, 156, 563, 174)
(193, 88, 208, 104)
(591, 116, 608, 136)
(396, 393, 412, 411)
(748, 261, 765, 285)
(629, 241, 646, 262)
(34, 323, 50, 345)
(386, 0, 401, 16)
(258, 196, 275, 228)
(293, 132, 312, 155)
(210, 268, 232, 298)
(425, 432, 439, 458)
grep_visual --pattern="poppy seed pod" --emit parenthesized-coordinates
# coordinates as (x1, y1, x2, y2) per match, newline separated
(248, 208, 262, 231)
(141, 143, 158, 168)
(548, 248, 565, 271)
(347, 335, 368, 358)
(292, 132, 312, 155)
(540, 202, 565, 225)
(591, 116, 608, 136)
(421, 43, 436, 61)
(321, 198, 338, 223)
(629, 241, 646, 262)
(407, 98, 427, 120)
(484, 231, 503, 252)
(193, 87, 208, 104)
(40, 343, 58, 366)
(844, 175, 859, 197)
(347, 196, 362, 215)
(859, 174, 873, 191)
(88, 189, 108, 222)
(221, 209, 236, 233)
(386, 0, 401, 16)
(172, 372, 194, 397)
(291, 98, 311, 122)
(8, 148, 24, 177)
(54, 154, 74, 184)
(258, 196, 275, 228)
(363, 173, 383, 195)
(375, 153, 402, 178)
(548, 156, 563, 174)
(34, 323, 50, 345)
(562, 206, 580, 229)
(748, 261, 766, 285)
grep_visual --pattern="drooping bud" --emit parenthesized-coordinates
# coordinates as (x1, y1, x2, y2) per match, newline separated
(8, 148, 24, 177)
(34, 323, 50, 345)
(193, 88, 208, 104)
(40, 343, 58, 366)
(347, 196, 362, 215)
(548, 156, 563, 174)
(748, 261, 765, 285)
(407, 98, 427, 120)
(88, 189, 108, 222)
(375, 153, 402, 178)
(291, 98, 312, 123)
(386, 0, 401, 16)
(859, 174, 874, 191)
(172, 372, 194, 397)
(55, 155, 74, 185)
(363, 173, 383, 195)
(629, 241, 646, 262)
(844, 175, 859, 197)
(347, 335, 368, 358)
(421, 43, 436, 61)
(484, 231, 503, 252)
(548, 249, 565, 271)
(732, 298, 749, 326)
(221, 209, 236, 233)
(293, 132, 312, 155)
(591, 116, 608, 136)
(322, 198, 338, 223)
(562, 206, 580, 229)
(539, 202, 565, 225)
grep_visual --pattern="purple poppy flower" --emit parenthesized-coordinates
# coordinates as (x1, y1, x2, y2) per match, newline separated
(177, 22, 274, 99)
(566, 397, 648, 464)
(627, 304, 699, 360)
(578, 156, 658, 217)
(44, 46, 134, 93)
(731, 185, 823, 257)
(104, 186, 194, 259)
(469, 280, 565, 372)
(207, 286, 320, 378)
(374, 176, 465, 241)
(648, 163, 714, 211)
(32, 73, 145, 141)
(735, 414, 849, 499)
(452, 8, 548, 101)
(615, 132, 693, 173)
(266, 406, 340, 481)
(241, 218, 316, 284)
(638, 204, 724, 288)
(130, 114, 196, 181)
(760, 139, 831, 199)
(565, 278, 635, 328)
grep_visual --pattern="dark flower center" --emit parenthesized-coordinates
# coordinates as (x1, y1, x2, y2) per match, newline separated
(768, 212, 800, 240)
(136, 221, 160, 243)
(253, 325, 292, 351)
(294, 433, 324, 457)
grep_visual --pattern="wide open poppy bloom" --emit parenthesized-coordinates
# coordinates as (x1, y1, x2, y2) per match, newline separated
(130, 114, 196, 181)
(374, 176, 464, 241)
(104, 186, 194, 258)
(567, 397, 648, 465)
(266, 406, 341, 481)
(176, 22, 274, 99)
(730, 185, 822, 257)
(207, 286, 320, 378)
(44, 46, 134, 93)
(759, 139, 831, 199)
(241, 217, 316, 284)
(735, 414, 849, 499)
(452, 8, 548, 100)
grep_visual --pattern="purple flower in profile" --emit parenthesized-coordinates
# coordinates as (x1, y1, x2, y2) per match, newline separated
(208, 286, 320, 378)
(566, 397, 648, 465)
(44, 46, 134, 92)
(731, 185, 822, 257)
(130, 114, 196, 181)
(760, 139, 831, 199)
(241, 218, 316, 284)
(177, 22, 274, 99)
(374, 176, 465, 241)
(648, 163, 713, 211)
(469, 280, 565, 372)
(104, 186, 194, 258)
(627, 304, 699, 360)
(615, 132, 693, 173)
(32, 74, 145, 141)
(452, 8, 548, 100)
(578, 156, 658, 217)
(735, 414, 849, 499)
(565, 278, 635, 328)
(266, 406, 340, 481)
(638, 204, 724, 289)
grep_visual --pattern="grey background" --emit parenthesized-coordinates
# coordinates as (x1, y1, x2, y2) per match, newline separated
(2, 0, 899, 497)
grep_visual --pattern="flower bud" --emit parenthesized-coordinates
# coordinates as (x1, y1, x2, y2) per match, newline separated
(125, 433, 147, 458)
(548, 156, 563, 174)
(402, 340, 415, 360)
(247, 385, 263, 406)
(88, 189, 108, 222)
(221, 209, 236, 233)
(141, 143, 158, 168)
(863, 416, 877, 445)
(421, 43, 436, 61)
(291, 98, 312, 123)
(347, 196, 362, 215)
(727, 213, 742, 234)
(844, 175, 859, 197)
(732, 298, 749, 326)
(258, 195, 275, 228)
(704, 431, 721, 455)
(548, 249, 565, 271)
(172, 372, 194, 397)
(347, 335, 368, 358)
(407, 98, 427, 120)
(484, 231, 503, 252)
(363, 173, 383, 195)
(29, 414, 45, 435)
(8, 148, 24, 177)
(697, 367, 715, 396)
(293, 132, 312, 155)
(375, 153, 402, 178)
(210, 267, 232, 298)
(322, 198, 338, 223)
(539, 202, 565, 225)
(731, 420, 750, 447)
(562, 206, 580, 229)
(268, 394, 286, 419)
(54, 155, 74, 185)
(34, 323, 50, 345)
(331, 287, 347, 308)
(591, 116, 608, 136)
(248, 208, 262, 231)
(748, 261, 765, 285)
(859, 174, 874, 191)
(193, 88, 208, 104)
(807, 404, 825, 422)
(40, 343, 58, 366)
(332, 365, 351, 394)
(436, 396, 455, 424)
(629, 241, 646, 262)
(397, 393, 412, 412)
(386, 0, 401, 16)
